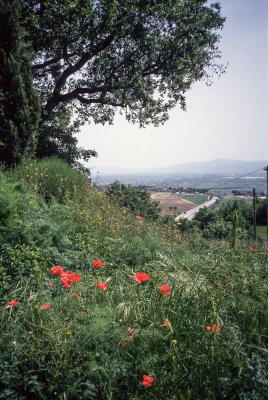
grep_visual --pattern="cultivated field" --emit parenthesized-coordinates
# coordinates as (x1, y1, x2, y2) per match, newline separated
(150, 191, 196, 216)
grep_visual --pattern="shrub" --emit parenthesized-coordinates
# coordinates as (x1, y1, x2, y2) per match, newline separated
(11, 157, 88, 203)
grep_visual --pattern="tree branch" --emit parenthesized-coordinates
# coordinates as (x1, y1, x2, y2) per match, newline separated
(44, 32, 116, 115)
(76, 94, 124, 108)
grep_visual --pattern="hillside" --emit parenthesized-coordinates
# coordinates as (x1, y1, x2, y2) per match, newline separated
(91, 159, 267, 177)
(0, 159, 267, 400)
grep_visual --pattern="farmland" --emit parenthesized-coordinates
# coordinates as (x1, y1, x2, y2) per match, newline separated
(150, 192, 197, 216)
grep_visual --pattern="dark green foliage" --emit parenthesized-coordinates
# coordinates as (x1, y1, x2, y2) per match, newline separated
(106, 181, 161, 220)
(256, 197, 267, 225)
(21, 0, 225, 126)
(0, 0, 40, 167)
(36, 106, 97, 173)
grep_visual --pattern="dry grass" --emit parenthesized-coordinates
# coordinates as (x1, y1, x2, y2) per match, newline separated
(150, 192, 196, 216)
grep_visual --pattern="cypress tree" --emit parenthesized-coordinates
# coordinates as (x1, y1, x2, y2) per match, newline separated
(0, 0, 40, 168)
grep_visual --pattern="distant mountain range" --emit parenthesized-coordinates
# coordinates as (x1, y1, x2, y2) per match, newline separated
(91, 159, 267, 177)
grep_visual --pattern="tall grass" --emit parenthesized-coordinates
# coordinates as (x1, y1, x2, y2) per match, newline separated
(0, 159, 267, 399)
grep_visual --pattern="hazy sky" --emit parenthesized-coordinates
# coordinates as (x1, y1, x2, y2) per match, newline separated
(76, 0, 268, 171)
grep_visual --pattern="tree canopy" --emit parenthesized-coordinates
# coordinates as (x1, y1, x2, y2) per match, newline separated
(0, 0, 40, 167)
(21, 0, 226, 127)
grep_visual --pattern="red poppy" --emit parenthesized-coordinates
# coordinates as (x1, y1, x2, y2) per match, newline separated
(163, 319, 171, 327)
(51, 266, 63, 275)
(72, 293, 79, 298)
(9, 301, 18, 306)
(142, 375, 154, 387)
(122, 342, 127, 348)
(79, 312, 84, 314)
(127, 329, 135, 339)
(47, 283, 52, 287)
(136, 215, 142, 220)
(249, 247, 253, 250)
(61, 276, 71, 290)
(92, 259, 103, 268)
(134, 272, 150, 283)
(159, 284, 171, 295)
(97, 282, 107, 291)
(41, 305, 51, 310)
(206, 326, 211, 331)
(69, 273, 81, 283)
(213, 324, 221, 332)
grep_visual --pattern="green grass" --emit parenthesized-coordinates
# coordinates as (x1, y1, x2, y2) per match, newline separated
(0, 159, 267, 400)
(256, 225, 267, 240)
(213, 196, 252, 208)
(178, 193, 208, 205)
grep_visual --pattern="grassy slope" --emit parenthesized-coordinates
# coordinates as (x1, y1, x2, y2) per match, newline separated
(0, 161, 267, 400)
(178, 193, 208, 205)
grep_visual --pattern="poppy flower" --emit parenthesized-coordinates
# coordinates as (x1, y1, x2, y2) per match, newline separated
(40, 305, 51, 310)
(79, 312, 84, 314)
(122, 342, 127, 348)
(9, 301, 18, 306)
(72, 293, 79, 298)
(61, 276, 71, 290)
(159, 284, 171, 295)
(134, 272, 150, 283)
(249, 247, 253, 250)
(69, 273, 81, 283)
(163, 319, 171, 327)
(92, 259, 103, 268)
(212, 324, 221, 332)
(142, 375, 154, 387)
(127, 328, 135, 339)
(47, 283, 52, 287)
(206, 326, 211, 332)
(51, 266, 63, 275)
(136, 215, 142, 220)
(97, 282, 107, 291)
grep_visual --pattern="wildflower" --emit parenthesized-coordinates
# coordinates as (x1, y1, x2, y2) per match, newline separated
(92, 259, 103, 268)
(207, 324, 221, 332)
(122, 342, 127, 348)
(159, 284, 171, 295)
(72, 293, 79, 298)
(40, 305, 51, 310)
(79, 312, 84, 314)
(69, 273, 81, 283)
(249, 247, 253, 250)
(66, 331, 72, 335)
(9, 301, 18, 306)
(136, 215, 142, 220)
(61, 276, 71, 290)
(134, 272, 150, 283)
(172, 339, 177, 343)
(142, 375, 154, 387)
(47, 283, 52, 287)
(127, 328, 135, 339)
(51, 266, 63, 275)
(163, 319, 171, 327)
(97, 282, 107, 291)
(212, 324, 221, 332)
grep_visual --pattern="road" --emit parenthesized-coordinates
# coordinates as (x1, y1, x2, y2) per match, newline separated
(174, 197, 219, 221)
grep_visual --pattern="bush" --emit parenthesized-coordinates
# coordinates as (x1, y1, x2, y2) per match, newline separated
(11, 157, 88, 203)
(106, 181, 160, 221)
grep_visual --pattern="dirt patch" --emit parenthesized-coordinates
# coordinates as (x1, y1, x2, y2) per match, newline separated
(150, 192, 196, 217)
